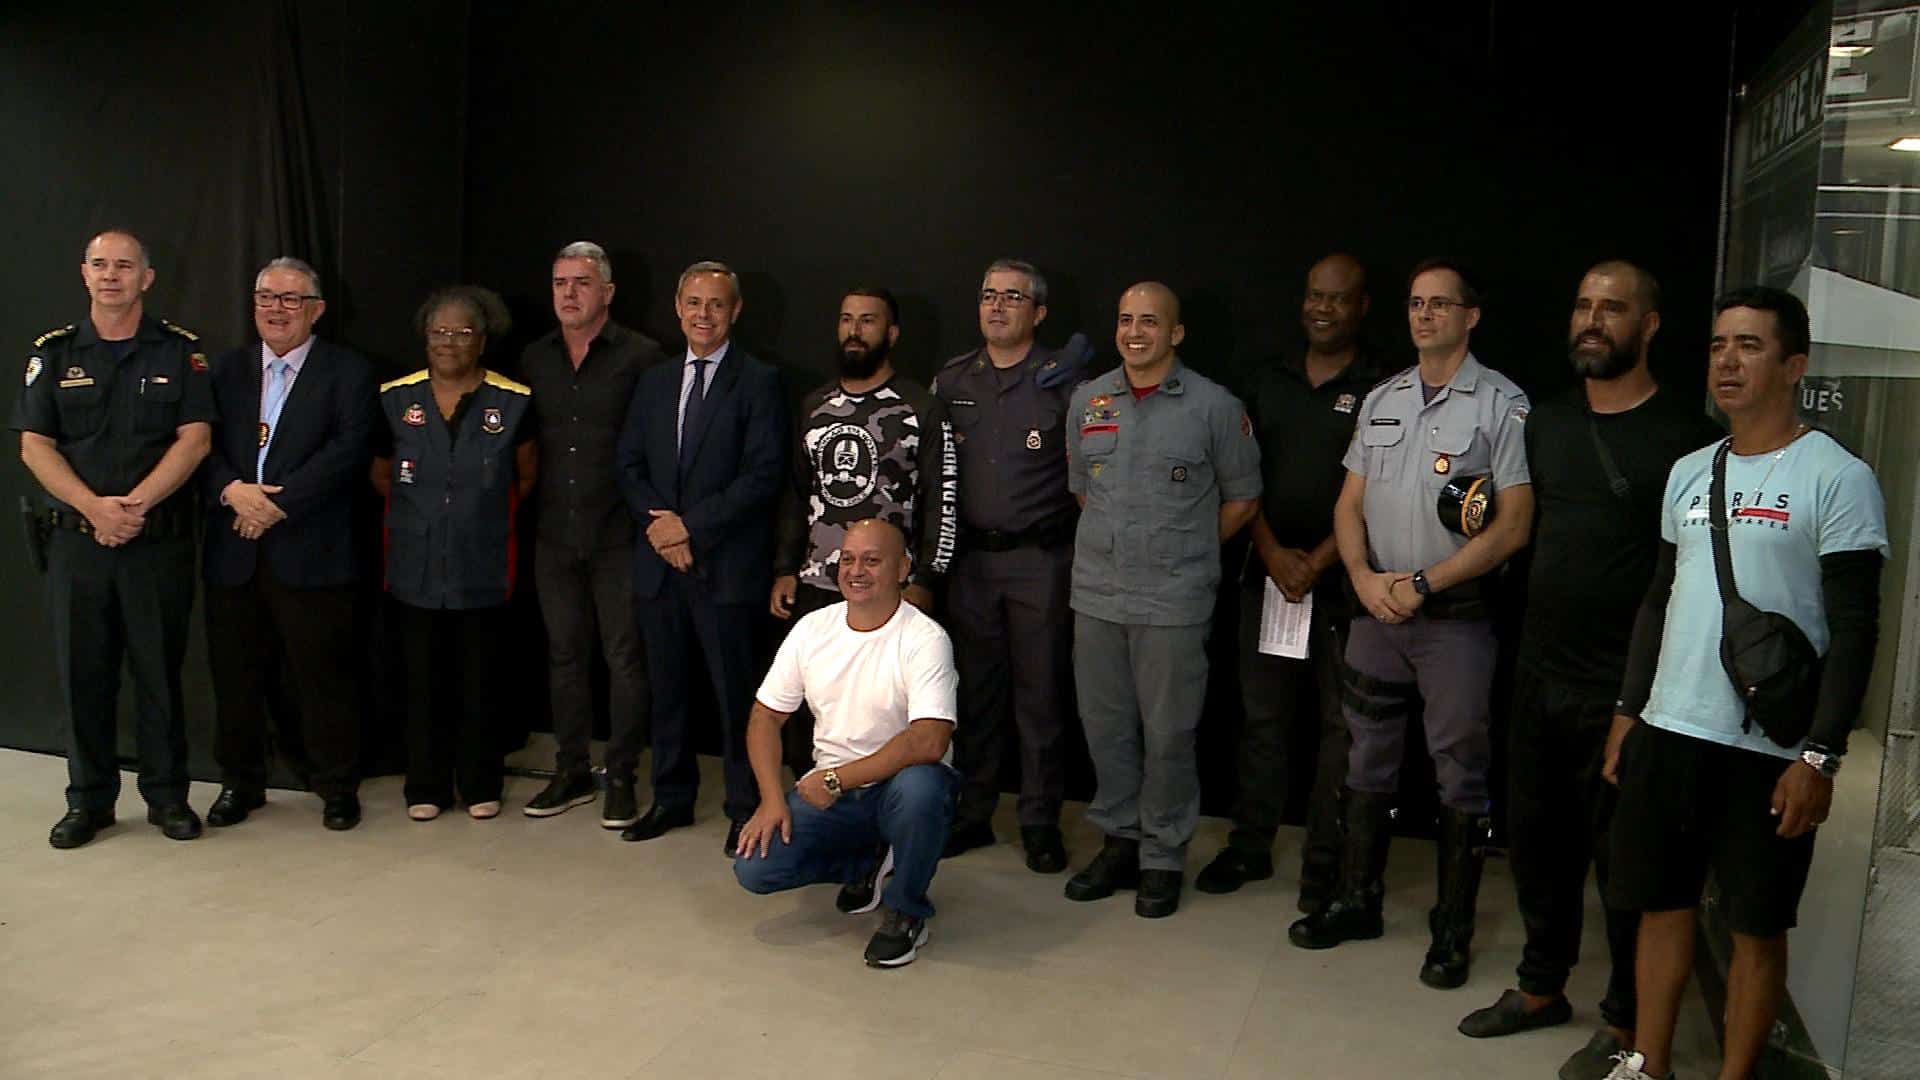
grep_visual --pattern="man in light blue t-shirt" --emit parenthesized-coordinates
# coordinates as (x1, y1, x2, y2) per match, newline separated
(1598, 287, 1887, 1080)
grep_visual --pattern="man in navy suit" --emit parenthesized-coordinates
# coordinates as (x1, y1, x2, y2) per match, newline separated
(201, 256, 376, 831)
(617, 261, 789, 852)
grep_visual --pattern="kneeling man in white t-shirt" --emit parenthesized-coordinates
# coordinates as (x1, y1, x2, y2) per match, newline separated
(734, 518, 960, 967)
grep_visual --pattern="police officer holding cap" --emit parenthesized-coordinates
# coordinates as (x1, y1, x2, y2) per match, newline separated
(1289, 258, 1532, 991)
(15, 229, 215, 849)
(934, 258, 1089, 874)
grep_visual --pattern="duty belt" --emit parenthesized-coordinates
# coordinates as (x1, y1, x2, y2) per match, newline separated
(47, 503, 195, 541)
(962, 514, 1075, 553)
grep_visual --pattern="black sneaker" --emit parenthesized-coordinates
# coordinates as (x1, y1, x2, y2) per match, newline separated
(837, 845, 894, 915)
(523, 772, 596, 818)
(864, 907, 928, 968)
(943, 820, 996, 858)
(1561, 1029, 1630, 1080)
(600, 777, 639, 829)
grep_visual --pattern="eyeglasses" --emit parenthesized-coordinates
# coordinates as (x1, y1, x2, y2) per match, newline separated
(979, 289, 1034, 308)
(427, 327, 480, 342)
(253, 290, 320, 309)
(1407, 296, 1472, 315)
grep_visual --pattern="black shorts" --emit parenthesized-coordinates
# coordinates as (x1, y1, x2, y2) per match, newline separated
(1606, 721, 1816, 938)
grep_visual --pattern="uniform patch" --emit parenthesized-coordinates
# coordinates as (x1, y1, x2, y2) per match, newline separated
(1240, 413, 1252, 437)
(66, 366, 86, 380)
(189, 352, 209, 372)
(1088, 394, 1111, 408)
(1025, 428, 1042, 450)
(149, 375, 170, 385)
(1171, 466, 1188, 482)
(403, 403, 427, 427)
(949, 398, 977, 407)
(1368, 417, 1401, 426)
(1510, 405, 1529, 423)
(1090, 462, 1103, 477)
(58, 375, 94, 389)
(397, 459, 416, 485)
(1334, 393, 1357, 414)
(1433, 454, 1451, 475)
(1081, 423, 1118, 436)
(24, 357, 42, 386)
(482, 407, 504, 434)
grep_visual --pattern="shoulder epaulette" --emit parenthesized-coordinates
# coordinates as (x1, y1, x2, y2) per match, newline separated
(32, 324, 77, 349)
(940, 349, 979, 370)
(380, 369, 431, 393)
(160, 319, 200, 342)
(482, 371, 532, 396)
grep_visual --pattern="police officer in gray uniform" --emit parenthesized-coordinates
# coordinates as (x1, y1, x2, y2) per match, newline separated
(1063, 282, 1262, 918)
(1290, 258, 1533, 991)
(934, 258, 1089, 874)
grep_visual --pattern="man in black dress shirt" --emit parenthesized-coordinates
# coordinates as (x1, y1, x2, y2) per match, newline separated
(520, 241, 665, 828)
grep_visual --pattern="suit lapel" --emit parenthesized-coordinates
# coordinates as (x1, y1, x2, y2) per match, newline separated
(685, 351, 742, 472)
(261, 339, 326, 478)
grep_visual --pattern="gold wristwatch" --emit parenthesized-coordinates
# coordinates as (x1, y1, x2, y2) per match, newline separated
(822, 769, 843, 797)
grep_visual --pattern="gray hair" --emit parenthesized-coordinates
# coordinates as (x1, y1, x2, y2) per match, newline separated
(676, 260, 741, 302)
(982, 258, 1047, 307)
(554, 241, 613, 284)
(254, 256, 324, 299)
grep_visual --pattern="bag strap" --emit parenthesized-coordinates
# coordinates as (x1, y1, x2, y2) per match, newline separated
(1708, 438, 1741, 604)
(1586, 406, 1631, 500)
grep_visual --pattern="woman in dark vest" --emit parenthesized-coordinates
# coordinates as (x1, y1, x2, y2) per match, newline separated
(372, 286, 537, 821)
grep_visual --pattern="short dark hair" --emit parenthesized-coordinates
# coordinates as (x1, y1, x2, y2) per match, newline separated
(1587, 259, 1662, 314)
(1715, 285, 1810, 359)
(84, 228, 151, 268)
(1408, 257, 1482, 308)
(415, 285, 513, 340)
(841, 285, 899, 326)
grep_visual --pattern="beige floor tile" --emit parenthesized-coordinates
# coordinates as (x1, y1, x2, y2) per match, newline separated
(932, 1050, 1140, 1079)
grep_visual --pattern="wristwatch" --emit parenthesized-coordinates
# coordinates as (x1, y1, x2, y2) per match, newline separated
(1799, 748, 1841, 779)
(821, 769, 843, 797)
(1411, 571, 1432, 596)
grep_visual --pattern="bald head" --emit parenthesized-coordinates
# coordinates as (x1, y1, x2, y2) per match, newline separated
(838, 518, 912, 610)
(1303, 254, 1369, 353)
(1121, 281, 1181, 324)
(1116, 281, 1186, 378)
(845, 517, 908, 555)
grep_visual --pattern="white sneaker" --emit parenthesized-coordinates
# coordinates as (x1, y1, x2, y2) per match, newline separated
(1601, 1052, 1670, 1080)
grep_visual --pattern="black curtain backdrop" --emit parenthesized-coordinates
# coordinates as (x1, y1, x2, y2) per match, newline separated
(0, 1, 1774, 821)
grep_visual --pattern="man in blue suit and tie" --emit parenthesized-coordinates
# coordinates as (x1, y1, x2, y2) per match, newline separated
(617, 261, 789, 852)
(201, 256, 377, 831)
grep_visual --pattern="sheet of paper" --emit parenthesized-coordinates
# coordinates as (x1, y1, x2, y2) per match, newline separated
(1258, 579, 1312, 659)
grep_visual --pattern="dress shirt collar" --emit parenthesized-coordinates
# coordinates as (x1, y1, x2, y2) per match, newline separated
(261, 335, 317, 373)
(684, 340, 731, 369)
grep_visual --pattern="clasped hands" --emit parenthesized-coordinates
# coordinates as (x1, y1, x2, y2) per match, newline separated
(647, 509, 693, 572)
(1355, 569, 1423, 624)
(85, 494, 147, 547)
(224, 481, 287, 541)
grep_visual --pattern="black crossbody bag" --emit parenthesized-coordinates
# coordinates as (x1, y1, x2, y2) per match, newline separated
(1707, 439, 1822, 747)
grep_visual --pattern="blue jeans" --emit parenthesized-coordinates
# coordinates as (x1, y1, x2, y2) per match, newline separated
(733, 763, 958, 919)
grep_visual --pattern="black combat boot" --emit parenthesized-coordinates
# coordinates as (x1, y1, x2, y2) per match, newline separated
(1419, 806, 1490, 989)
(1288, 790, 1392, 949)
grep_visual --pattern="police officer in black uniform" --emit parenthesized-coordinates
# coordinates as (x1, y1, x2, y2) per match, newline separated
(15, 230, 215, 849)
(934, 258, 1089, 873)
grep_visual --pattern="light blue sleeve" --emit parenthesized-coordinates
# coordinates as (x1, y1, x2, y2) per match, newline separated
(1659, 460, 1684, 545)
(1817, 455, 1890, 557)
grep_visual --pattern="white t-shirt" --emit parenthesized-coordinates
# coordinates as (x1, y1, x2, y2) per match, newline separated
(755, 599, 959, 772)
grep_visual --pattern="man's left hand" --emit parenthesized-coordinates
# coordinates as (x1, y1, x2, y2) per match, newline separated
(647, 509, 690, 551)
(794, 769, 837, 811)
(903, 584, 934, 613)
(1771, 760, 1833, 839)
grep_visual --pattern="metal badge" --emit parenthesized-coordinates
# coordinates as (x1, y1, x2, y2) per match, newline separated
(1334, 393, 1357, 414)
(1171, 466, 1188, 482)
(404, 403, 427, 427)
(258, 422, 270, 448)
(66, 366, 85, 380)
(1026, 428, 1042, 450)
(1433, 454, 1451, 475)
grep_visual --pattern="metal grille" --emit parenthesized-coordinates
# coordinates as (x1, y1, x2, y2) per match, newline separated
(1844, 728, 1920, 1078)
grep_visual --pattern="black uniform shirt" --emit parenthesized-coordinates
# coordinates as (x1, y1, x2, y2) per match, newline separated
(1247, 352, 1384, 550)
(519, 320, 664, 550)
(933, 343, 1082, 535)
(11, 315, 216, 511)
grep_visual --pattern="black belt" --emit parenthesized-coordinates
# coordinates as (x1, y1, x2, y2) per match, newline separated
(962, 515, 1075, 553)
(49, 505, 193, 540)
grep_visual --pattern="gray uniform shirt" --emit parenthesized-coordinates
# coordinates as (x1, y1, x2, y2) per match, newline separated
(934, 342, 1081, 534)
(1067, 359, 1262, 626)
(1341, 352, 1530, 573)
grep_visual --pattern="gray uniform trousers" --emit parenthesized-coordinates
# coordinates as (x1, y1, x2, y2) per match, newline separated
(1073, 612, 1210, 871)
(1342, 613, 1495, 813)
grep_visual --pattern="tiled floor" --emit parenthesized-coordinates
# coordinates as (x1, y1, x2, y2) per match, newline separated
(0, 745, 1721, 1078)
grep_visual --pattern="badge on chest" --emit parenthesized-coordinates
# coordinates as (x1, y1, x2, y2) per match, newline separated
(403, 402, 427, 427)
(482, 407, 505, 435)
(398, 459, 417, 485)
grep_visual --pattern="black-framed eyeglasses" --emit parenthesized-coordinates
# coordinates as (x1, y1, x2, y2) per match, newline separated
(427, 327, 480, 342)
(253, 290, 320, 309)
(979, 288, 1033, 307)
(1407, 296, 1472, 315)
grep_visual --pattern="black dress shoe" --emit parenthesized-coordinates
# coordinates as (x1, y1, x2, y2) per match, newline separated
(1020, 825, 1067, 874)
(148, 803, 204, 841)
(1135, 869, 1183, 918)
(1064, 837, 1141, 901)
(1458, 989, 1572, 1038)
(49, 808, 114, 850)
(206, 787, 265, 827)
(1195, 847, 1274, 894)
(619, 803, 694, 842)
(724, 818, 746, 857)
(943, 820, 996, 859)
(322, 795, 362, 832)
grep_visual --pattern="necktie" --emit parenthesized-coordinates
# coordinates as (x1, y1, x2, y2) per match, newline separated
(257, 358, 291, 481)
(679, 357, 710, 470)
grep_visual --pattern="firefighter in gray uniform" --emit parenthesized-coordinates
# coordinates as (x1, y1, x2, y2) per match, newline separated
(1289, 258, 1533, 991)
(934, 257, 1089, 874)
(1062, 282, 1261, 919)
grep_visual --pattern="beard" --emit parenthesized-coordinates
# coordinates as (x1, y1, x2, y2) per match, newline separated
(838, 335, 891, 380)
(1568, 329, 1639, 380)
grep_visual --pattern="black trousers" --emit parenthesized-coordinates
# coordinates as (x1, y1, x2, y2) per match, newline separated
(948, 543, 1071, 829)
(639, 574, 760, 823)
(206, 564, 360, 798)
(534, 539, 648, 779)
(45, 529, 195, 814)
(1231, 578, 1350, 874)
(777, 582, 842, 780)
(397, 602, 507, 807)
(1508, 662, 1637, 1029)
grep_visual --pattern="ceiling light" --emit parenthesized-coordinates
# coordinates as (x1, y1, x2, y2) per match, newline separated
(1889, 137, 1920, 152)
(1831, 45, 1874, 58)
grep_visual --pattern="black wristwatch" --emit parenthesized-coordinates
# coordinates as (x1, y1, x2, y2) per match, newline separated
(1411, 571, 1432, 596)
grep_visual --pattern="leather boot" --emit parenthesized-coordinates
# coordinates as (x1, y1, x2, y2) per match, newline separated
(1288, 790, 1392, 949)
(1419, 806, 1489, 989)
